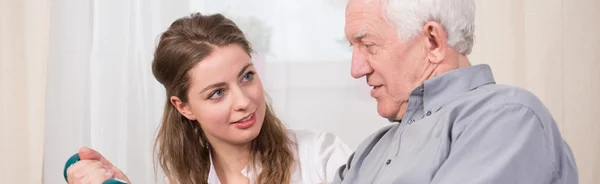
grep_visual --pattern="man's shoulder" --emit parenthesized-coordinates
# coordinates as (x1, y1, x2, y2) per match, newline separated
(479, 84, 545, 106)
(445, 83, 557, 132)
(454, 84, 551, 116)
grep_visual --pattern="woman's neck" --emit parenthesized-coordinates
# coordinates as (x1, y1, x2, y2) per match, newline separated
(210, 141, 252, 181)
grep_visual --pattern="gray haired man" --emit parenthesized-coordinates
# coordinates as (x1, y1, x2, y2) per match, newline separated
(335, 0, 578, 183)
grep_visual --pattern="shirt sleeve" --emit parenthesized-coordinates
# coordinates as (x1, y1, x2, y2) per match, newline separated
(431, 104, 557, 184)
(313, 131, 353, 183)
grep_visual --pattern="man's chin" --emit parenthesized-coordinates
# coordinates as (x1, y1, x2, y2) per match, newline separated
(377, 105, 398, 120)
(376, 101, 405, 121)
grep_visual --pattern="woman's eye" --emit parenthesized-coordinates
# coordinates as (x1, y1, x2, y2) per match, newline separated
(209, 89, 224, 99)
(242, 71, 255, 82)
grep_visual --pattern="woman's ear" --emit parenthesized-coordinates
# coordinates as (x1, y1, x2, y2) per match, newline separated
(170, 96, 197, 120)
(422, 21, 447, 64)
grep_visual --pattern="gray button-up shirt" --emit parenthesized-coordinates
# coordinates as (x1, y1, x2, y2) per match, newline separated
(334, 64, 578, 184)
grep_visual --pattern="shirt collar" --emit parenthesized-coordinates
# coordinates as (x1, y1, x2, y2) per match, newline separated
(412, 64, 496, 114)
(207, 152, 220, 184)
(207, 150, 259, 184)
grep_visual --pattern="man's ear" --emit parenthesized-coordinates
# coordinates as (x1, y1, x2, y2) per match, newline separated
(421, 21, 447, 64)
(170, 96, 197, 120)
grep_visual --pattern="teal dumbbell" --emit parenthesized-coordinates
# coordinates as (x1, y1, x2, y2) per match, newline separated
(63, 153, 128, 184)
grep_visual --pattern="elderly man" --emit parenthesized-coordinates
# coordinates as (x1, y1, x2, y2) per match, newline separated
(334, 0, 578, 183)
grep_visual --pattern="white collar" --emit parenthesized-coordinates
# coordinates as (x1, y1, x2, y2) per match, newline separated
(207, 151, 262, 184)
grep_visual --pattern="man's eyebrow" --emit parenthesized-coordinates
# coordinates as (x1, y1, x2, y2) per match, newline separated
(353, 30, 368, 41)
(347, 30, 368, 45)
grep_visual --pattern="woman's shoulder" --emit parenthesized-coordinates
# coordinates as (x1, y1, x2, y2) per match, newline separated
(285, 128, 352, 156)
(286, 129, 340, 145)
(285, 129, 353, 182)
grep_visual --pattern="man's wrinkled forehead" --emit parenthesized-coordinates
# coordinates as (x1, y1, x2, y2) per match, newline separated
(345, 0, 380, 16)
(344, 0, 384, 41)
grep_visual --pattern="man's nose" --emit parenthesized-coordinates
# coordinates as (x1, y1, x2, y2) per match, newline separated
(350, 51, 373, 78)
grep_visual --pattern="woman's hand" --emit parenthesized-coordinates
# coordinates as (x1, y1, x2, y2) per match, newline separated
(66, 147, 131, 184)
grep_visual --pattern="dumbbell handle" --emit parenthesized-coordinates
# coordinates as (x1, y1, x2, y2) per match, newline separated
(63, 153, 128, 184)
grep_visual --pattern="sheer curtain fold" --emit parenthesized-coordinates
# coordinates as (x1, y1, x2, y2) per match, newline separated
(0, 0, 50, 183)
(44, 0, 193, 183)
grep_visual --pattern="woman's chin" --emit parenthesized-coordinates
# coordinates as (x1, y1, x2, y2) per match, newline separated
(227, 125, 262, 145)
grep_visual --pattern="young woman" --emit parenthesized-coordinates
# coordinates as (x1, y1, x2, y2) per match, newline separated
(66, 13, 352, 184)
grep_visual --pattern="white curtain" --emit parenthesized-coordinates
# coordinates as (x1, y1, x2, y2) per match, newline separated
(470, 0, 600, 183)
(42, 0, 600, 184)
(0, 0, 50, 183)
(43, 0, 194, 183)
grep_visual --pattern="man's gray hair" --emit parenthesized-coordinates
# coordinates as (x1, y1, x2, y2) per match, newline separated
(382, 0, 475, 55)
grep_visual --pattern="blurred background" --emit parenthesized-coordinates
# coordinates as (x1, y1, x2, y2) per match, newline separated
(1, 0, 599, 183)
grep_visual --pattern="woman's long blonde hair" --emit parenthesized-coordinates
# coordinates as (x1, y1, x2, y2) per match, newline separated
(151, 13, 293, 184)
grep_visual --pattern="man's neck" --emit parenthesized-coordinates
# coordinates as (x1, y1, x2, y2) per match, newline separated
(456, 54, 471, 68)
(395, 52, 471, 121)
(427, 53, 471, 80)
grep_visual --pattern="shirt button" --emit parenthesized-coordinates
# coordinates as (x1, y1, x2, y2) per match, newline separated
(426, 111, 432, 116)
(419, 87, 424, 92)
(408, 119, 415, 124)
(386, 159, 392, 165)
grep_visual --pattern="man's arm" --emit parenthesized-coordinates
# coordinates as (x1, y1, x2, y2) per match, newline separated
(332, 124, 396, 184)
(332, 152, 354, 183)
(431, 104, 557, 184)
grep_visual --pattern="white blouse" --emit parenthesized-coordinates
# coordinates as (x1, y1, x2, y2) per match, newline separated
(205, 129, 353, 184)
